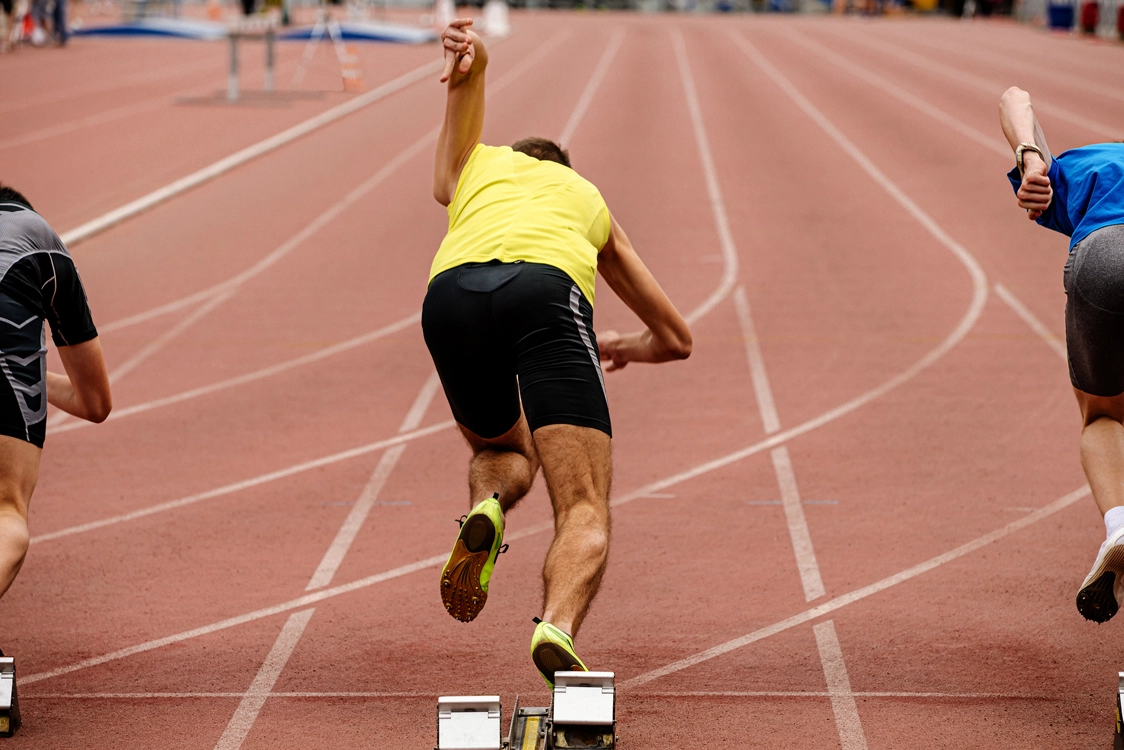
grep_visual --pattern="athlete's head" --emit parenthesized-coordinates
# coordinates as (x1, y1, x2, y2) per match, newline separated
(512, 137, 570, 168)
(0, 184, 32, 210)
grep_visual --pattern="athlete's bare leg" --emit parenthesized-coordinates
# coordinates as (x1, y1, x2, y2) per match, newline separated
(1076, 388, 1124, 515)
(534, 424, 611, 637)
(460, 413, 539, 513)
(0, 436, 40, 599)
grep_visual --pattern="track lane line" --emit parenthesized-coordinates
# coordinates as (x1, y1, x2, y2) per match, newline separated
(817, 26, 1122, 141)
(994, 283, 1067, 361)
(558, 29, 625, 147)
(52, 313, 421, 435)
(622, 483, 1090, 689)
(213, 608, 315, 750)
(57, 56, 445, 247)
(28, 419, 456, 545)
(814, 620, 868, 750)
(676, 35, 827, 603)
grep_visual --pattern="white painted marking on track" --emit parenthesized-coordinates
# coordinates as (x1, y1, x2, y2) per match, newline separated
(773, 446, 825, 601)
(827, 29, 1122, 140)
(22, 689, 1056, 700)
(21, 482, 1091, 688)
(733, 287, 781, 435)
(779, 28, 1010, 159)
(29, 420, 455, 545)
(814, 620, 869, 750)
(558, 29, 625, 147)
(306, 371, 441, 591)
(52, 313, 421, 435)
(994, 283, 1067, 361)
(671, 31, 738, 326)
(57, 58, 446, 248)
(621, 483, 1089, 690)
(213, 608, 315, 750)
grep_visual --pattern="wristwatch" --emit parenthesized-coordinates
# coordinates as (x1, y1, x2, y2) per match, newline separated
(1016, 142, 1044, 176)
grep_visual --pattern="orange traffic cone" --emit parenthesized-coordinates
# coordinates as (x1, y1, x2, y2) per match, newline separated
(341, 44, 362, 91)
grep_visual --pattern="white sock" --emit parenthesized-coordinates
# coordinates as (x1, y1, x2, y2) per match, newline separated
(1104, 506, 1124, 541)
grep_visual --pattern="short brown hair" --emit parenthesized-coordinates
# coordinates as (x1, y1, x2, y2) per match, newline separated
(0, 184, 32, 210)
(512, 137, 570, 168)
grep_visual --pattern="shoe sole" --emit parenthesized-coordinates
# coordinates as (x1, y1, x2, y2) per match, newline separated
(532, 642, 586, 686)
(440, 514, 496, 623)
(1076, 542, 1124, 623)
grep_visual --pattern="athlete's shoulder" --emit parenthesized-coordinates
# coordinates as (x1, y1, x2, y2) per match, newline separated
(0, 205, 66, 253)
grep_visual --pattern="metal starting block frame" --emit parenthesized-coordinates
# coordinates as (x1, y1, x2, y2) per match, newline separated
(437, 672, 616, 750)
(1115, 672, 1124, 750)
(0, 657, 20, 738)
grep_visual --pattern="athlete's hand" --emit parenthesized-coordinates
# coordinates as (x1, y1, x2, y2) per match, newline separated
(598, 330, 629, 372)
(439, 19, 476, 83)
(1018, 155, 1052, 221)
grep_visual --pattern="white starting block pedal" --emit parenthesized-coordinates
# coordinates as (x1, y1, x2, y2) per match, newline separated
(437, 696, 503, 750)
(442, 672, 616, 750)
(550, 672, 615, 749)
(1114, 672, 1124, 750)
(0, 656, 19, 738)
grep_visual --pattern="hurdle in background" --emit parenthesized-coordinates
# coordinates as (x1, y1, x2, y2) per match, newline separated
(228, 17, 276, 102)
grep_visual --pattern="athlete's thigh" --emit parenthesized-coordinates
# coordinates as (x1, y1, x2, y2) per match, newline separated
(422, 267, 521, 439)
(532, 424, 611, 515)
(0, 435, 40, 517)
(499, 264, 611, 437)
(1065, 226, 1124, 397)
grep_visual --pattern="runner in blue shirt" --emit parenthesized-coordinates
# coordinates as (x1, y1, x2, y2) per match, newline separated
(1001, 86, 1124, 624)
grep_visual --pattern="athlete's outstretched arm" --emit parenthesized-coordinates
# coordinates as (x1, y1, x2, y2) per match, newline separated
(999, 86, 1053, 221)
(596, 215, 692, 372)
(47, 337, 111, 423)
(433, 19, 488, 207)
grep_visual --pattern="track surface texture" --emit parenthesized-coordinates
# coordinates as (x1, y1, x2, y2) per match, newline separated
(3, 10, 1123, 749)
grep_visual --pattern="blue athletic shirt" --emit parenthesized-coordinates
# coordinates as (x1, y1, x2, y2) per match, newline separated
(1006, 143, 1124, 249)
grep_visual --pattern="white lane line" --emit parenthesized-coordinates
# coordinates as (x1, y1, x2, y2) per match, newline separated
(29, 420, 455, 545)
(558, 29, 625, 147)
(733, 286, 781, 435)
(622, 483, 1090, 690)
(644, 690, 1052, 699)
(772, 446, 825, 601)
(826, 29, 1122, 141)
(23, 689, 1054, 700)
(306, 371, 441, 591)
(779, 28, 1009, 159)
(860, 25, 1124, 105)
(21, 481, 1090, 688)
(814, 620, 868, 750)
(994, 283, 1067, 362)
(672, 29, 739, 326)
(213, 609, 315, 750)
(52, 313, 421, 435)
(680, 34, 825, 602)
(57, 57, 444, 248)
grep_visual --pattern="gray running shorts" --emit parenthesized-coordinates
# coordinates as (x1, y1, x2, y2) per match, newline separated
(1064, 224, 1124, 396)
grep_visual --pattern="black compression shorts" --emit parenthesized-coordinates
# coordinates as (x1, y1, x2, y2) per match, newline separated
(422, 261, 611, 439)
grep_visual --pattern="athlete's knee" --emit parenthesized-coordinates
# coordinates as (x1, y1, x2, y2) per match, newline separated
(0, 508, 29, 563)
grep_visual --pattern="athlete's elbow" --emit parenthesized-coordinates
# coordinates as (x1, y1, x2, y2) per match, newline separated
(666, 330, 692, 361)
(85, 392, 112, 423)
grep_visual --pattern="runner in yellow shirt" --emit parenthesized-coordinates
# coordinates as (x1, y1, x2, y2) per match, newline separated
(426, 19, 693, 686)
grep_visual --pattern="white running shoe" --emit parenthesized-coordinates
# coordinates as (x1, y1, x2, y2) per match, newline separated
(1076, 526, 1124, 623)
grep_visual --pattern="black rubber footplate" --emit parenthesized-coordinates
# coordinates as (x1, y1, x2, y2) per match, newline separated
(1077, 571, 1119, 623)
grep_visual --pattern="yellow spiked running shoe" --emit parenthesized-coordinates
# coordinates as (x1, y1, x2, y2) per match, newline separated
(530, 618, 587, 688)
(440, 494, 506, 623)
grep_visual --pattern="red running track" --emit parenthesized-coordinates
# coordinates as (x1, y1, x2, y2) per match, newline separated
(3, 11, 1123, 748)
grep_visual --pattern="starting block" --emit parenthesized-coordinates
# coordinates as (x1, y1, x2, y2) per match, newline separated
(0, 656, 19, 738)
(437, 673, 616, 750)
(1115, 672, 1124, 750)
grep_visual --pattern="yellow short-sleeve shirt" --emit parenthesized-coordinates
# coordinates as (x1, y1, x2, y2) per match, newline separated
(429, 144, 611, 306)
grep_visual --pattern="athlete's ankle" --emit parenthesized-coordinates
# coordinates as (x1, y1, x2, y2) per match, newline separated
(1105, 505, 1124, 540)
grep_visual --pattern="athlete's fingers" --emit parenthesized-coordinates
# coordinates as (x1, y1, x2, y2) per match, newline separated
(448, 17, 473, 30)
(1027, 209, 1044, 221)
(440, 49, 456, 82)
